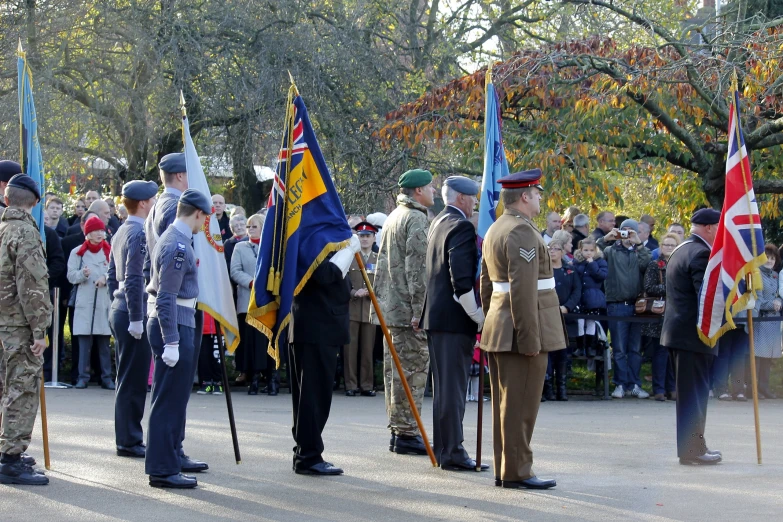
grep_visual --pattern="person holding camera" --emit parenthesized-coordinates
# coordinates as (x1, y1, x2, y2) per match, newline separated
(597, 219, 651, 399)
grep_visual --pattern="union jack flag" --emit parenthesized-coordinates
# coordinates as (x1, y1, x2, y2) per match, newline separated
(269, 116, 308, 205)
(696, 89, 767, 347)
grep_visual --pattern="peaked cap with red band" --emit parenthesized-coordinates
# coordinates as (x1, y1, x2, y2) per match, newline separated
(353, 221, 379, 235)
(498, 168, 544, 191)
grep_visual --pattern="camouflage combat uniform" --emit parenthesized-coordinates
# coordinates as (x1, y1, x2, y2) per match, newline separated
(371, 194, 429, 437)
(0, 208, 52, 456)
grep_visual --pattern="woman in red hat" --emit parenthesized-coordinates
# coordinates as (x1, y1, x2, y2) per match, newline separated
(67, 215, 114, 389)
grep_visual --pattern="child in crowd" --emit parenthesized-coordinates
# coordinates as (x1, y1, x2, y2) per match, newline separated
(573, 237, 608, 358)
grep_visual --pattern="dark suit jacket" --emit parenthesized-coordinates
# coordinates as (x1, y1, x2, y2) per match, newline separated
(44, 225, 66, 290)
(292, 253, 351, 346)
(660, 234, 717, 355)
(645, 236, 660, 251)
(421, 206, 478, 335)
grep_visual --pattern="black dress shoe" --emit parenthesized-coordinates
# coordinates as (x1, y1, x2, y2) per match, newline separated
(679, 453, 722, 465)
(706, 449, 722, 457)
(392, 435, 428, 455)
(360, 389, 376, 397)
(442, 459, 489, 472)
(345, 389, 358, 397)
(294, 461, 343, 475)
(0, 460, 48, 485)
(101, 379, 116, 390)
(149, 473, 197, 489)
(502, 476, 557, 489)
(117, 445, 146, 458)
(74, 380, 87, 389)
(495, 477, 502, 487)
(180, 455, 209, 472)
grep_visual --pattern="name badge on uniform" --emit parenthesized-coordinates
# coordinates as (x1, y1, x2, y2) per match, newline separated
(519, 248, 536, 262)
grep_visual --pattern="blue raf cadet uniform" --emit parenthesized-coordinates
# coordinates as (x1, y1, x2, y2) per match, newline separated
(108, 180, 158, 459)
(145, 189, 212, 488)
(144, 153, 187, 279)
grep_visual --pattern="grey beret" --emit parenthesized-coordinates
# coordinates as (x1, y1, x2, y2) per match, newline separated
(620, 219, 639, 233)
(444, 176, 479, 196)
(7, 173, 40, 200)
(159, 153, 187, 174)
(121, 180, 158, 200)
(179, 188, 213, 214)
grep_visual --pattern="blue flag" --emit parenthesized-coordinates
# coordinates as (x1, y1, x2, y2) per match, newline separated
(18, 43, 46, 243)
(477, 79, 509, 248)
(247, 88, 351, 366)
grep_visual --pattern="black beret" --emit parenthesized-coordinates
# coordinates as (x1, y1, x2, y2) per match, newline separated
(691, 208, 721, 225)
(159, 153, 187, 174)
(179, 189, 213, 214)
(0, 160, 23, 183)
(7, 173, 40, 200)
(121, 180, 159, 201)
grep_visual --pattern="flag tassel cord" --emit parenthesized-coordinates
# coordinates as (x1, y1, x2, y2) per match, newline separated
(354, 252, 437, 467)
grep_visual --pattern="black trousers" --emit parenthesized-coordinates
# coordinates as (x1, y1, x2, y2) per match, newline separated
(288, 342, 339, 470)
(674, 349, 714, 458)
(145, 318, 195, 476)
(427, 330, 473, 466)
(110, 308, 151, 449)
(197, 334, 222, 385)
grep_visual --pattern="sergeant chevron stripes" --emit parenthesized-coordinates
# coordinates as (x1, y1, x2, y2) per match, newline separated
(519, 247, 536, 262)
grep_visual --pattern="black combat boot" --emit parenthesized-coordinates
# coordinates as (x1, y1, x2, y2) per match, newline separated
(585, 334, 597, 358)
(573, 336, 585, 357)
(0, 453, 48, 485)
(268, 370, 280, 396)
(248, 374, 259, 395)
(542, 377, 555, 401)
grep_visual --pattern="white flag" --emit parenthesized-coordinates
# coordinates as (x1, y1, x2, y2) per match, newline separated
(181, 101, 240, 352)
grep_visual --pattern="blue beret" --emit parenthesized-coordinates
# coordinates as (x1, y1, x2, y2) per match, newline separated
(691, 208, 721, 225)
(444, 176, 479, 196)
(121, 180, 158, 200)
(179, 189, 213, 214)
(498, 168, 544, 191)
(0, 160, 23, 182)
(7, 173, 40, 200)
(159, 153, 187, 174)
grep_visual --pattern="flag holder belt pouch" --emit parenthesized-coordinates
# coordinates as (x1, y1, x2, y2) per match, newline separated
(492, 278, 554, 294)
(147, 296, 198, 309)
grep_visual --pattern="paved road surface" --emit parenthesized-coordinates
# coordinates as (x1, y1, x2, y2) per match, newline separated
(1, 389, 781, 521)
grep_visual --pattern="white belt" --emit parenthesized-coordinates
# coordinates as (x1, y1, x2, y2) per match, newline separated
(118, 281, 125, 290)
(147, 296, 198, 308)
(492, 278, 555, 293)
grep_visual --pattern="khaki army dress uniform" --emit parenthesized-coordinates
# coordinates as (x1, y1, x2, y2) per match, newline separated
(480, 207, 566, 482)
(345, 251, 378, 393)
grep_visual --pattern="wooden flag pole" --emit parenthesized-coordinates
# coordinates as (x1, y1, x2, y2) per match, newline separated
(475, 348, 485, 471)
(354, 252, 437, 467)
(745, 274, 762, 464)
(39, 373, 51, 470)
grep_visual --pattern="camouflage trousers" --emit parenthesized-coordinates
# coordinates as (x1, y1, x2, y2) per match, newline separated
(0, 326, 43, 456)
(384, 327, 429, 437)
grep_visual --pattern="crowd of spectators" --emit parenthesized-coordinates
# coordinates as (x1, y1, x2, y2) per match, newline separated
(40, 189, 782, 401)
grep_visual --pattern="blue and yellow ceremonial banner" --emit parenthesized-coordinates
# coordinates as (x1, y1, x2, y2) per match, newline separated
(18, 42, 46, 242)
(247, 86, 351, 366)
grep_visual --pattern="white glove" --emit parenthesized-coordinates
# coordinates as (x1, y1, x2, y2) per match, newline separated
(162, 343, 179, 367)
(329, 235, 360, 278)
(456, 292, 485, 331)
(349, 234, 361, 253)
(128, 321, 144, 340)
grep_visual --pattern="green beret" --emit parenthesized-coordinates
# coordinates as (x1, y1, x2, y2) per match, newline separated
(398, 169, 433, 189)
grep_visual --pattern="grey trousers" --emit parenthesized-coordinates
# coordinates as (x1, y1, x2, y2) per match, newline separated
(77, 335, 112, 382)
(427, 330, 474, 466)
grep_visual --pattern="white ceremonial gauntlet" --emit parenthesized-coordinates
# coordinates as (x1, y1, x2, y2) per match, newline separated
(162, 343, 180, 367)
(456, 292, 485, 331)
(330, 235, 361, 277)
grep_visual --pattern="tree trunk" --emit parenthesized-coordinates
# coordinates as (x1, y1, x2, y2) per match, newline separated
(229, 119, 262, 213)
